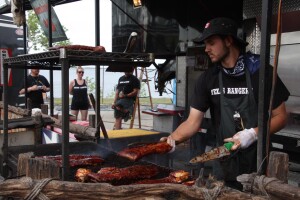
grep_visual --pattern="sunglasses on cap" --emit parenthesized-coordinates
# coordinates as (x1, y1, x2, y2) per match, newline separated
(77, 71, 84, 74)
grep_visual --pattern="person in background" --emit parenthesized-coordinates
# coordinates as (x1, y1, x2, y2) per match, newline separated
(112, 67, 140, 130)
(69, 66, 90, 121)
(19, 69, 50, 109)
(161, 17, 290, 190)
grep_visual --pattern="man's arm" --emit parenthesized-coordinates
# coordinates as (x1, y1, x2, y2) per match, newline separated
(111, 89, 119, 109)
(169, 107, 204, 143)
(19, 85, 37, 94)
(269, 102, 287, 134)
(42, 85, 50, 92)
(125, 88, 139, 98)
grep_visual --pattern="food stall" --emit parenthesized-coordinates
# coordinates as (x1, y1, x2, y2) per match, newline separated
(1, 0, 300, 199)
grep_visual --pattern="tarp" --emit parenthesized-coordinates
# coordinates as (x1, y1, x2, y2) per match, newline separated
(30, 0, 67, 43)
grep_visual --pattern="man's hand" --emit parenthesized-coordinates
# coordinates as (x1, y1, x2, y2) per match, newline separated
(160, 135, 176, 153)
(111, 103, 116, 109)
(41, 85, 47, 91)
(224, 128, 257, 150)
(30, 85, 38, 91)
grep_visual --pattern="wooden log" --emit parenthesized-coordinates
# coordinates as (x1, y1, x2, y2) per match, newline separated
(41, 104, 48, 115)
(267, 151, 289, 183)
(0, 177, 267, 200)
(0, 101, 31, 116)
(17, 152, 34, 177)
(41, 113, 97, 139)
(237, 173, 300, 200)
(18, 152, 60, 180)
(0, 101, 96, 138)
(89, 114, 96, 128)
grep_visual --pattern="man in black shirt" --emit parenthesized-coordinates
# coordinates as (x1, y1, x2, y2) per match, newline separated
(112, 68, 140, 129)
(19, 69, 50, 109)
(161, 17, 290, 189)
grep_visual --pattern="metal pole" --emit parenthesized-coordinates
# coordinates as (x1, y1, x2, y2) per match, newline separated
(23, 1, 28, 108)
(60, 49, 70, 181)
(48, 0, 54, 116)
(257, 0, 273, 175)
(95, 0, 101, 142)
(2, 63, 8, 177)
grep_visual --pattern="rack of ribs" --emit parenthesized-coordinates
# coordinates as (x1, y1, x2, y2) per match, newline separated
(48, 45, 106, 52)
(133, 170, 190, 184)
(38, 154, 104, 167)
(86, 165, 159, 183)
(118, 142, 172, 161)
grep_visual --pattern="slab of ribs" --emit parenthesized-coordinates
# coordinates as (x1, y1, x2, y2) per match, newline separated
(86, 165, 159, 183)
(133, 170, 190, 184)
(38, 154, 104, 167)
(75, 167, 194, 186)
(118, 142, 172, 161)
(48, 45, 106, 53)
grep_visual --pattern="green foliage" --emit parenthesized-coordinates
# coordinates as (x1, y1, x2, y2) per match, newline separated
(106, 89, 116, 98)
(85, 76, 96, 94)
(27, 11, 71, 51)
(139, 83, 147, 97)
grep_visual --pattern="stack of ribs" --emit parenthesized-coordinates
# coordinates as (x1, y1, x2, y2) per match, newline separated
(118, 142, 172, 161)
(38, 154, 104, 167)
(48, 45, 106, 53)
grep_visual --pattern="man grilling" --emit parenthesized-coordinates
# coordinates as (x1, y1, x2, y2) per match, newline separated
(161, 17, 290, 190)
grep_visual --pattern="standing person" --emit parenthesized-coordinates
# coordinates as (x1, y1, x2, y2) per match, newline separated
(161, 17, 290, 189)
(112, 67, 140, 130)
(19, 69, 50, 109)
(69, 66, 90, 121)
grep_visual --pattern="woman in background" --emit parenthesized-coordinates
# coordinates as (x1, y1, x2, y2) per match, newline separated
(69, 66, 90, 121)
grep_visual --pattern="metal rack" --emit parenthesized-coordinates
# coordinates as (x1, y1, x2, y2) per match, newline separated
(2, 48, 154, 180)
(4, 49, 154, 68)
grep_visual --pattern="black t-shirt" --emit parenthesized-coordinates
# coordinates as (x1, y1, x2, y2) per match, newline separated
(116, 74, 140, 100)
(191, 54, 290, 130)
(23, 74, 50, 108)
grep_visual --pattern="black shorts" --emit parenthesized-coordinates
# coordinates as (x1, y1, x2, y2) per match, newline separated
(71, 102, 89, 110)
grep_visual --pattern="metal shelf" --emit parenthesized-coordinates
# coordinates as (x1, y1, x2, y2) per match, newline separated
(3, 49, 154, 68)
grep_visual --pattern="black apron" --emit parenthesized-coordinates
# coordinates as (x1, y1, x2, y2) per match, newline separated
(217, 68, 258, 185)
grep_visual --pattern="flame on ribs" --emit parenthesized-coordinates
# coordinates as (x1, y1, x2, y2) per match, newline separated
(75, 168, 92, 182)
(118, 142, 172, 161)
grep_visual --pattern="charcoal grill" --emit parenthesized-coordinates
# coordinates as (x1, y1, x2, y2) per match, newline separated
(7, 132, 173, 182)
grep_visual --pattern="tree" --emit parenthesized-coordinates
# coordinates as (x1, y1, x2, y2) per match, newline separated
(27, 10, 71, 52)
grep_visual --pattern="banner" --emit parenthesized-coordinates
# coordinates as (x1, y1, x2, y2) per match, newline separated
(0, 48, 12, 86)
(30, 0, 67, 43)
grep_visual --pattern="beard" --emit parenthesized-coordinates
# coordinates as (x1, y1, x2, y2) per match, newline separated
(211, 42, 230, 64)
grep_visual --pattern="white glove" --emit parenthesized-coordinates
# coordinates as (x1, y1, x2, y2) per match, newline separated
(160, 136, 176, 153)
(167, 136, 176, 153)
(232, 128, 257, 149)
